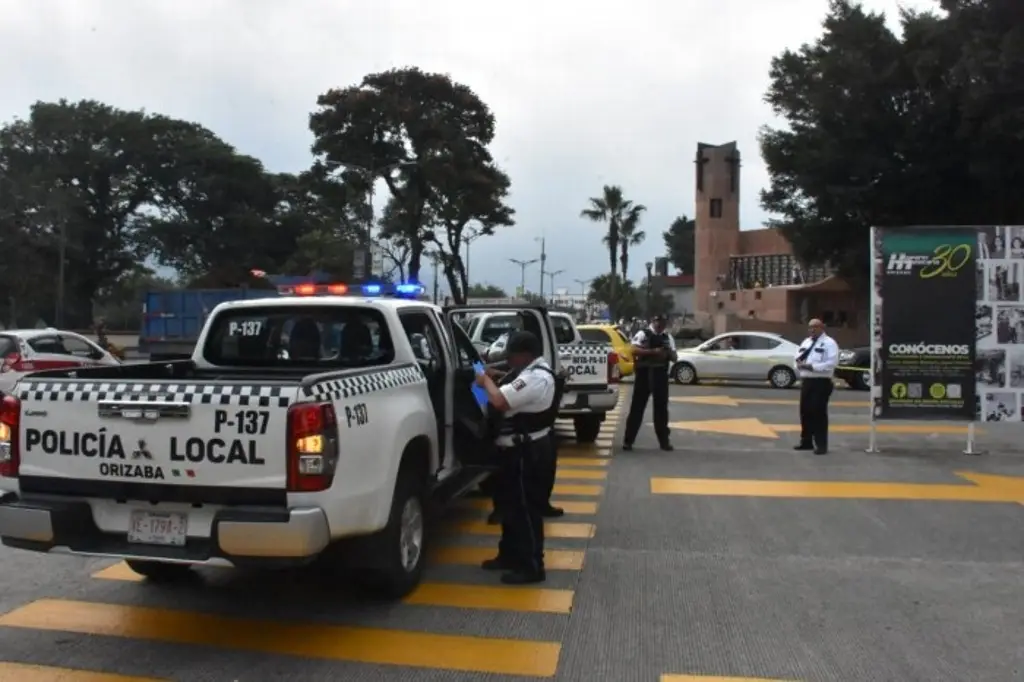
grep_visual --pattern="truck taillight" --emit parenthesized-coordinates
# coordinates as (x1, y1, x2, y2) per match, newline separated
(1, 353, 30, 373)
(0, 395, 20, 478)
(607, 352, 621, 384)
(286, 402, 339, 492)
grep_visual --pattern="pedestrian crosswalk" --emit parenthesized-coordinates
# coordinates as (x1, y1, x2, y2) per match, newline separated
(0, 399, 624, 680)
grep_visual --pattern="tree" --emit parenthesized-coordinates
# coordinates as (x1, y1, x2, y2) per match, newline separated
(309, 67, 514, 287)
(467, 283, 508, 298)
(617, 204, 646, 281)
(663, 215, 695, 274)
(580, 185, 645, 312)
(759, 0, 1024, 280)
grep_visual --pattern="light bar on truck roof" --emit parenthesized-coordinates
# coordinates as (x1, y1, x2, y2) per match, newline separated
(276, 282, 425, 299)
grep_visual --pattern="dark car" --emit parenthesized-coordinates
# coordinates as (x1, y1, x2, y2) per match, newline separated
(836, 346, 871, 390)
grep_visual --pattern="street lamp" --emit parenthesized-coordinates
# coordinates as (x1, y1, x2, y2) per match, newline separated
(509, 258, 539, 297)
(645, 261, 654, 316)
(546, 269, 565, 303)
(534, 236, 547, 298)
(463, 225, 483, 288)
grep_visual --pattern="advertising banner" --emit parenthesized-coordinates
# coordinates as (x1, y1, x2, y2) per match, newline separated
(877, 227, 977, 420)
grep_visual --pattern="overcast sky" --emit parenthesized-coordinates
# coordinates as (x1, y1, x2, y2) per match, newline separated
(1, 0, 935, 295)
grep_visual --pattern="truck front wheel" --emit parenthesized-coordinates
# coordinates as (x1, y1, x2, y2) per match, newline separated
(359, 468, 428, 599)
(574, 415, 603, 443)
(124, 559, 193, 582)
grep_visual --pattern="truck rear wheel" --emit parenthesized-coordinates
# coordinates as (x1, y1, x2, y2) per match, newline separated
(359, 467, 428, 600)
(124, 559, 193, 582)
(574, 415, 603, 443)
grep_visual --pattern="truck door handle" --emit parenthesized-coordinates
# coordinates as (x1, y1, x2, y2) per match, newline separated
(98, 401, 191, 421)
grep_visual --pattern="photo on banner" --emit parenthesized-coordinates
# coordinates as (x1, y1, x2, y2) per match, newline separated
(870, 226, 977, 421)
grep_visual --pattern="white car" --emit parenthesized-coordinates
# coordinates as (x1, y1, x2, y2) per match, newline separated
(670, 331, 801, 388)
(0, 329, 121, 395)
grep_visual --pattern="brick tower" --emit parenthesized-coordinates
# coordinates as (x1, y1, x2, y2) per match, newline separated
(694, 141, 741, 313)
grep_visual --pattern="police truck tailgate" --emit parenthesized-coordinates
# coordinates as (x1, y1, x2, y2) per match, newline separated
(14, 379, 297, 494)
(559, 343, 611, 388)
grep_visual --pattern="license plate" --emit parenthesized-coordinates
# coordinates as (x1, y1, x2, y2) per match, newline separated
(127, 511, 188, 546)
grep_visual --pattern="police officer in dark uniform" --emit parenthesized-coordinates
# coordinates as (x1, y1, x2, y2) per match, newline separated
(475, 330, 559, 585)
(623, 314, 676, 451)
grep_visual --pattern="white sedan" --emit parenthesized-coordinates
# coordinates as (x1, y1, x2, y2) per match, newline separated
(669, 331, 801, 388)
(0, 329, 121, 396)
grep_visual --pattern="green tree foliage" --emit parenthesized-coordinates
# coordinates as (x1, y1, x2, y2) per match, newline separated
(586, 273, 671, 319)
(467, 283, 508, 298)
(580, 185, 646, 313)
(308, 67, 514, 299)
(663, 215, 695, 274)
(760, 0, 1024, 280)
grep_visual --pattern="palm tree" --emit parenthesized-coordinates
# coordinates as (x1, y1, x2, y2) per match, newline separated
(617, 204, 646, 280)
(580, 185, 646, 309)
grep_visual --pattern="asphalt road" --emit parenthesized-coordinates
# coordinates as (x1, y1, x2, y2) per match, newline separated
(1, 382, 1023, 681)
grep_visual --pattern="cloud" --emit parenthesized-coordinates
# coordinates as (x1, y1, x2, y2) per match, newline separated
(0, 0, 935, 294)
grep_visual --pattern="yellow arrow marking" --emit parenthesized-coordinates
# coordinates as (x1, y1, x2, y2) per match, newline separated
(667, 418, 780, 439)
(668, 418, 974, 438)
(651, 471, 1024, 503)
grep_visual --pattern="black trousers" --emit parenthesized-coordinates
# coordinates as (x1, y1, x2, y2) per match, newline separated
(624, 365, 670, 445)
(799, 377, 834, 449)
(495, 438, 549, 572)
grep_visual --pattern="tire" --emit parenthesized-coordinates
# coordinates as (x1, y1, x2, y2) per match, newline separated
(768, 365, 797, 389)
(574, 415, 603, 443)
(359, 467, 428, 600)
(672, 362, 697, 385)
(851, 371, 871, 391)
(124, 559, 194, 582)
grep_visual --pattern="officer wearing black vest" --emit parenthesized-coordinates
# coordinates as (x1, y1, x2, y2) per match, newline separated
(474, 330, 558, 584)
(623, 314, 676, 451)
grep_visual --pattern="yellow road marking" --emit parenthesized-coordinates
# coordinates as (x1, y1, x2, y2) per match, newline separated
(670, 395, 868, 408)
(551, 483, 603, 496)
(405, 583, 573, 614)
(0, 599, 561, 677)
(431, 547, 585, 571)
(0, 663, 166, 681)
(454, 499, 598, 515)
(91, 563, 143, 582)
(659, 671, 794, 675)
(557, 445, 612, 455)
(667, 417, 974, 439)
(650, 472, 1024, 503)
(451, 520, 595, 538)
(555, 469, 607, 481)
(557, 457, 609, 466)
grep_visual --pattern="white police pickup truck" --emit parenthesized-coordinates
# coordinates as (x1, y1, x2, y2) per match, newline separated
(472, 311, 619, 443)
(0, 290, 563, 598)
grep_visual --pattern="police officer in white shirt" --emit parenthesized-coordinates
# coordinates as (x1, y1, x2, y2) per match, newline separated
(794, 318, 839, 455)
(623, 314, 676, 451)
(475, 330, 559, 584)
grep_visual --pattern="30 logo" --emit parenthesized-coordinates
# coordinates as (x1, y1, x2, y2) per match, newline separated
(919, 243, 971, 279)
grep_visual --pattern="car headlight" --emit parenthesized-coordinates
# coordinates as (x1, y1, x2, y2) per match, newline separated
(838, 350, 855, 363)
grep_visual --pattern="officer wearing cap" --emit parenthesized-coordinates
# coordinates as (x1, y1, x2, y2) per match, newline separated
(623, 314, 675, 451)
(475, 330, 560, 584)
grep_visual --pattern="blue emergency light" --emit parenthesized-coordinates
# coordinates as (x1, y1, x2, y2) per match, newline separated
(278, 282, 425, 299)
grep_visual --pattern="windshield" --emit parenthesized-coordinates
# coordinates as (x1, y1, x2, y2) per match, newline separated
(202, 305, 394, 368)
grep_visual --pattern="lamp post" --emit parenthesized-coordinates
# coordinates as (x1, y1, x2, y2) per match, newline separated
(645, 261, 654, 317)
(546, 269, 565, 304)
(509, 258, 539, 297)
(533, 236, 547, 299)
(463, 225, 482, 290)
(574, 278, 592, 318)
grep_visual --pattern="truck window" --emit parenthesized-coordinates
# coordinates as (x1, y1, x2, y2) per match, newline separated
(0, 335, 16, 358)
(203, 305, 394, 368)
(579, 328, 610, 344)
(551, 316, 576, 344)
(480, 315, 518, 343)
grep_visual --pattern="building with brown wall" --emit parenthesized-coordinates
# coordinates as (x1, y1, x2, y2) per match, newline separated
(692, 142, 868, 346)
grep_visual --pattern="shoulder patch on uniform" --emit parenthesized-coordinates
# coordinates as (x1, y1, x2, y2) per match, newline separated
(512, 379, 527, 391)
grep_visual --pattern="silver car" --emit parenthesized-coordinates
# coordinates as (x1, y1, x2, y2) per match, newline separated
(670, 331, 801, 388)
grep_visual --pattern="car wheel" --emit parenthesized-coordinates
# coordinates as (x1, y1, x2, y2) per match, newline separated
(852, 371, 871, 391)
(124, 559, 194, 582)
(574, 415, 603, 443)
(672, 362, 697, 385)
(358, 466, 428, 600)
(768, 365, 797, 389)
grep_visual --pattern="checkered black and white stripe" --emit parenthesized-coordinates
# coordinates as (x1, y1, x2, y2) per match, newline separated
(301, 364, 424, 401)
(17, 381, 294, 408)
(560, 343, 610, 358)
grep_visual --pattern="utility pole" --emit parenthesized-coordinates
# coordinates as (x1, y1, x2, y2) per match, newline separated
(537, 236, 547, 299)
(431, 255, 440, 303)
(575, 277, 592, 317)
(546, 269, 564, 303)
(463, 226, 482, 293)
(509, 258, 538, 297)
